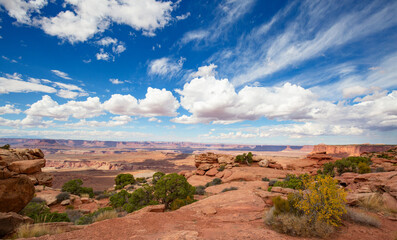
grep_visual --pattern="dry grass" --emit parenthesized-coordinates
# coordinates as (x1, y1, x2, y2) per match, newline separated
(265, 207, 334, 238)
(15, 224, 64, 238)
(92, 210, 118, 222)
(345, 207, 381, 228)
(358, 193, 384, 212)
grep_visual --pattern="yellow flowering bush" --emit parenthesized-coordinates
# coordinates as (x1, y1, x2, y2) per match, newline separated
(295, 175, 347, 226)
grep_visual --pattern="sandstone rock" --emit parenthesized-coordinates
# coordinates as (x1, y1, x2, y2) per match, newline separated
(271, 187, 295, 194)
(215, 171, 224, 178)
(8, 159, 45, 174)
(197, 164, 212, 171)
(201, 206, 217, 215)
(346, 193, 375, 206)
(252, 156, 263, 162)
(218, 155, 234, 165)
(31, 172, 53, 186)
(40, 193, 58, 206)
(258, 159, 269, 167)
(196, 170, 205, 176)
(61, 199, 71, 206)
(194, 152, 218, 167)
(160, 230, 200, 240)
(0, 175, 35, 212)
(268, 163, 283, 169)
(184, 171, 194, 179)
(0, 167, 15, 179)
(222, 170, 232, 179)
(0, 212, 33, 238)
(382, 193, 397, 211)
(205, 168, 218, 177)
(81, 197, 91, 204)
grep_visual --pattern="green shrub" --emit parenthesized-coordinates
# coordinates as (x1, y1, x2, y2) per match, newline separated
(20, 202, 70, 223)
(235, 152, 253, 165)
(205, 178, 222, 187)
(96, 193, 110, 200)
(0, 144, 10, 149)
(268, 186, 272, 192)
(273, 174, 307, 190)
(124, 184, 158, 213)
(30, 197, 46, 203)
(377, 153, 392, 159)
(154, 173, 195, 210)
(56, 192, 70, 203)
(195, 185, 206, 195)
(136, 177, 147, 183)
(217, 165, 225, 171)
(358, 162, 371, 174)
(221, 187, 238, 192)
(152, 172, 165, 185)
(268, 180, 277, 186)
(115, 174, 135, 190)
(169, 196, 194, 211)
(109, 190, 131, 208)
(375, 167, 385, 172)
(262, 177, 270, 182)
(320, 157, 372, 176)
(76, 207, 113, 225)
(61, 179, 94, 198)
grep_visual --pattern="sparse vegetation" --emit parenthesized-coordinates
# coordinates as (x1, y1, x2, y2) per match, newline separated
(30, 197, 46, 203)
(136, 177, 147, 183)
(262, 177, 270, 182)
(61, 179, 94, 198)
(76, 207, 114, 225)
(14, 224, 64, 238)
(195, 185, 206, 195)
(56, 192, 70, 203)
(0, 143, 10, 149)
(318, 157, 372, 176)
(93, 209, 118, 222)
(221, 187, 238, 192)
(265, 175, 347, 238)
(273, 174, 307, 190)
(268, 179, 277, 186)
(66, 209, 83, 223)
(21, 202, 70, 223)
(358, 193, 384, 212)
(115, 173, 136, 190)
(205, 178, 222, 187)
(123, 184, 158, 213)
(217, 165, 225, 171)
(374, 167, 385, 172)
(377, 153, 393, 159)
(345, 207, 381, 227)
(235, 152, 253, 165)
(109, 190, 130, 208)
(268, 186, 272, 192)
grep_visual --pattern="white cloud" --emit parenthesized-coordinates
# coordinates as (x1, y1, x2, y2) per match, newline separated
(0, 0, 47, 24)
(96, 37, 118, 46)
(113, 43, 126, 54)
(148, 117, 162, 123)
(103, 87, 180, 117)
(0, 76, 56, 94)
(33, 0, 175, 43)
(109, 78, 124, 84)
(0, 115, 52, 128)
(25, 95, 103, 120)
(96, 49, 110, 61)
(65, 115, 132, 128)
(176, 12, 190, 20)
(180, 30, 209, 44)
(148, 57, 185, 76)
(0, 104, 21, 115)
(51, 69, 72, 80)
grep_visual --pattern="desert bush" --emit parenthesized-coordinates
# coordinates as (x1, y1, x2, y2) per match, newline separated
(66, 205, 74, 210)
(93, 210, 118, 222)
(195, 185, 206, 195)
(94, 190, 104, 195)
(345, 207, 381, 227)
(61, 179, 94, 198)
(56, 192, 70, 203)
(76, 207, 114, 225)
(358, 193, 384, 212)
(265, 209, 335, 238)
(235, 152, 253, 165)
(273, 174, 307, 190)
(377, 153, 393, 159)
(152, 172, 165, 185)
(154, 173, 195, 210)
(205, 178, 222, 187)
(262, 177, 270, 182)
(14, 224, 64, 238)
(109, 190, 131, 208)
(358, 162, 371, 174)
(320, 157, 372, 176)
(136, 177, 147, 183)
(217, 165, 225, 171)
(124, 184, 158, 213)
(169, 196, 194, 211)
(115, 173, 135, 190)
(66, 209, 82, 223)
(0, 144, 10, 149)
(221, 187, 238, 192)
(295, 175, 347, 226)
(268, 186, 272, 192)
(21, 202, 70, 223)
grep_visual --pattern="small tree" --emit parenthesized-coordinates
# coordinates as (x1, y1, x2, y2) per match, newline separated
(109, 190, 131, 208)
(124, 184, 158, 213)
(115, 173, 135, 190)
(0, 144, 10, 149)
(152, 172, 165, 185)
(154, 173, 195, 210)
(61, 179, 94, 198)
(235, 152, 253, 165)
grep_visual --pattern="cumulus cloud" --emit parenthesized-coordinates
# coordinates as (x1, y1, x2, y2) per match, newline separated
(25, 95, 103, 120)
(148, 57, 185, 76)
(0, 104, 21, 115)
(148, 117, 162, 123)
(65, 115, 132, 128)
(51, 69, 72, 80)
(24, 0, 175, 43)
(103, 87, 180, 117)
(109, 78, 124, 84)
(0, 0, 47, 24)
(176, 12, 190, 21)
(96, 49, 111, 61)
(96, 37, 126, 59)
(0, 115, 52, 128)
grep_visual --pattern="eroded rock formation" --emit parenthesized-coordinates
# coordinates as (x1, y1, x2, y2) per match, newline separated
(312, 144, 396, 156)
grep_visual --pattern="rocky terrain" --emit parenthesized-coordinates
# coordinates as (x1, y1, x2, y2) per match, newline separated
(312, 144, 395, 157)
(0, 148, 53, 237)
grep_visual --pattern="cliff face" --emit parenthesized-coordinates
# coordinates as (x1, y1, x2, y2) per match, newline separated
(312, 144, 396, 156)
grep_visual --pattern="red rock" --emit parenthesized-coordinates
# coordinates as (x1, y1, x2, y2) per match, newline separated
(0, 175, 35, 212)
(383, 193, 397, 211)
(268, 163, 283, 169)
(223, 170, 232, 178)
(201, 206, 217, 215)
(196, 170, 205, 176)
(0, 212, 33, 238)
(205, 168, 218, 177)
(215, 171, 224, 178)
(197, 164, 212, 171)
(8, 159, 46, 174)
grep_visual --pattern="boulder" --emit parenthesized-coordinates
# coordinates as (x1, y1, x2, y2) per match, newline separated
(196, 170, 205, 176)
(268, 163, 283, 169)
(201, 206, 217, 215)
(223, 170, 232, 179)
(0, 212, 33, 238)
(271, 187, 295, 194)
(0, 167, 15, 179)
(258, 159, 269, 167)
(31, 172, 53, 186)
(252, 156, 263, 162)
(61, 199, 71, 206)
(195, 153, 218, 167)
(0, 175, 35, 212)
(197, 164, 212, 171)
(218, 155, 234, 165)
(215, 171, 224, 178)
(8, 159, 45, 174)
(205, 168, 218, 177)
(39, 193, 58, 206)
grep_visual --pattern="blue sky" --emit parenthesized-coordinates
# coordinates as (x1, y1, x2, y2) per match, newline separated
(0, 0, 396, 145)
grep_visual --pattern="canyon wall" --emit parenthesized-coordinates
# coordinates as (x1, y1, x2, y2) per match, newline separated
(45, 159, 134, 170)
(312, 144, 396, 156)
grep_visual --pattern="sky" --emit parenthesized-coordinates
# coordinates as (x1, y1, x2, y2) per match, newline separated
(0, 0, 396, 145)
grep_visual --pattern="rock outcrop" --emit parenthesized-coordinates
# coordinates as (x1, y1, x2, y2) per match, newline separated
(312, 144, 396, 157)
(0, 148, 52, 237)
